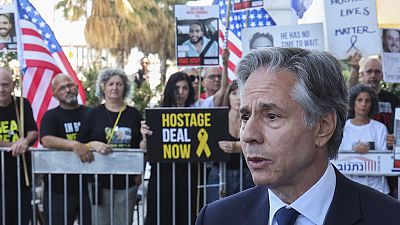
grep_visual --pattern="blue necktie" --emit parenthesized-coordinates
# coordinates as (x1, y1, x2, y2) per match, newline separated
(275, 207, 299, 225)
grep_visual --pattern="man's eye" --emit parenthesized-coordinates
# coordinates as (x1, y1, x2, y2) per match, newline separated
(266, 113, 277, 120)
(240, 114, 249, 122)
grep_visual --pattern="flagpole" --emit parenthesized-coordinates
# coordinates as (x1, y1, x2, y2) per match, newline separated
(13, 0, 30, 187)
(224, 0, 232, 49)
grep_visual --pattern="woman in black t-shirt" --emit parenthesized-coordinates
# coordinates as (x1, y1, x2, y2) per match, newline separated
(77, 68, 143, 225)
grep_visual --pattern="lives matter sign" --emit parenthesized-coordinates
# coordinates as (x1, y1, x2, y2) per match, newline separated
(145, 107, 230, 163)
(324, 0, 380, 59)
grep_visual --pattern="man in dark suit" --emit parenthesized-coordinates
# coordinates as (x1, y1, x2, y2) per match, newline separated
(196, 47, 400, 225)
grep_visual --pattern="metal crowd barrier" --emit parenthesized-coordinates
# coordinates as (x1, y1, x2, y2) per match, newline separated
(0, 147, 145, 225)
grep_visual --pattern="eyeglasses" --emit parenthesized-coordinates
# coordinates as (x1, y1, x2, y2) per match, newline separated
(56, 83, 76, 93)
(364, 69, 382, 75)
(207, 74, 221, 80)
(189, 75, 199, 82)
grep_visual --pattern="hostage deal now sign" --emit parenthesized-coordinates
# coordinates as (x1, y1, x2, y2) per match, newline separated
(145, 107, 229, 163)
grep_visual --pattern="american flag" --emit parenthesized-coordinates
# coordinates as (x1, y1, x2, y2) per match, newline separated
(217, 0, 275, 80)
(17, 0, 85, 129)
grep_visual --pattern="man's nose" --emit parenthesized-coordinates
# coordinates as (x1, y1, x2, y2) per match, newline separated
(240, 117, 264, 144)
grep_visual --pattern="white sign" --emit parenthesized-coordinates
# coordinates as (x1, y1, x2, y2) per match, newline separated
(241, 23, 324, 55)
(175, 5, 219, 67)
(324, 0, 380, 59)
(332, 151, 397, 176)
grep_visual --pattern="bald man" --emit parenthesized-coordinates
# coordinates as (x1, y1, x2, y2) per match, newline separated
(0, 67, 38, 225)
(40, 74, 92, 225)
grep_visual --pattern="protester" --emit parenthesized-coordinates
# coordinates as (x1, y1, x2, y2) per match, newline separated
(347, 55, 400, 197)
(182, 21, 218, 57)
(206, 80, 254, 202)
(133, 56, 150, 89)
(141, 72, 198, 225)
(0, 68, 38, 225)
(77, 68, 143, 225)
(339, 85, 389, 194)
(40, 74, 92, 225)
(182, 67, 201, 100)
(196, 48, 400, 225)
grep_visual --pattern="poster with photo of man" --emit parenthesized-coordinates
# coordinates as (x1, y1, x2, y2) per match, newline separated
(175, 5, 219, 67)
(0, 5, 17, 53)
(241, 23, 324, 55)
(381, 28, 400, 83)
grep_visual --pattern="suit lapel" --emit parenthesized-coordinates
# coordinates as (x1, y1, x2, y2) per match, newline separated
(323, 167, 362, 225)
(242, 186, 270, 225)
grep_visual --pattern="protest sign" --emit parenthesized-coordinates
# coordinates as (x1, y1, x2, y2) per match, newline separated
(241, 23, 324, 55)
(324, 0, 380, 59)
(233, 0, 263, 11)
(381, 28, 400, 83)
(145, 107, 230, 163)
(0, 4, 18, 55)
(175, 5, 219, 67)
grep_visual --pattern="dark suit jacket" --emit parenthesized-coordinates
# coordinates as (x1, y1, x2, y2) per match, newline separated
(196, 166, 400, 225)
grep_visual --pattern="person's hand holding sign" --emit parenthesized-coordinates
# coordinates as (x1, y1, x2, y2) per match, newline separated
(140, 120, 153, 150)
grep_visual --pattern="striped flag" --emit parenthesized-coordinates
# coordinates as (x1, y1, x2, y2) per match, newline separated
(17, 0, 85, 129)
(217, 0, 275, 80)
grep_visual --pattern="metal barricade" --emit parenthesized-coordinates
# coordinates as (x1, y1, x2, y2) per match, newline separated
(332, 150, 400, 199)
(0, 148, 31, 225)
(30, 148, 145, 225)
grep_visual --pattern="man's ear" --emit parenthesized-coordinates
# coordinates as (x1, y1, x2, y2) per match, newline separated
(315, 112, 336, 147)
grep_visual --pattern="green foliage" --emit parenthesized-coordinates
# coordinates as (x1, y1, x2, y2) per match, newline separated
(131, 82, 158, 115)
(82, 64, 100, 107)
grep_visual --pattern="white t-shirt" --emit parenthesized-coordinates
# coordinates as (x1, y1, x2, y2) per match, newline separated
(339, 119, 389, 194)
(192, 95, 214, 108)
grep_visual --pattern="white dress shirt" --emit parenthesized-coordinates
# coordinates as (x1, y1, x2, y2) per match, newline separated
(268, 163, 336, 225)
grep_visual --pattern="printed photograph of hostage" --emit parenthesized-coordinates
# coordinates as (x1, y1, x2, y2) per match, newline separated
(177, 19, 219, 66)
(382, 29, 400, 53)
(0, 13, 17, 52)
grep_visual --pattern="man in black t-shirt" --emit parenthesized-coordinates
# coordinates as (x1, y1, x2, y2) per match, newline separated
(0, 68, 38, 225)
(40, 74, 92, 225)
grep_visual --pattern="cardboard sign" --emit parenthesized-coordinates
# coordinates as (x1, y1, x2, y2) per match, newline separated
(175, 5, 219, 67)
(241, 23, 324, 55)
(324, 0, 380, 59)
(145, 107, 230, 163)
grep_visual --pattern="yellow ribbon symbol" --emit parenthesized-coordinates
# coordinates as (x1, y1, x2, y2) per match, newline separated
(196, 128, 211, 158)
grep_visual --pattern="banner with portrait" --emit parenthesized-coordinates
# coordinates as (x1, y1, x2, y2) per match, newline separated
(0, 3, 19, 61)
(145, 107, 230, 163)
(241, 23, 324, 55)
(381, 28, 400, 83)
(324, 0, 380, 59)
(175, 5, 219, 67)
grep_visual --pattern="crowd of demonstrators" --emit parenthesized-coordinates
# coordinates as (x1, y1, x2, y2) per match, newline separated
(339, 85, 390, 194)
(76, 68, 143, 225)
(206, 80, 254, 203)
(347, 54, 400, 197)
(40, 74, 92, 225)
(0, 68, 38, 225)
(196, 47, 400, 225)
